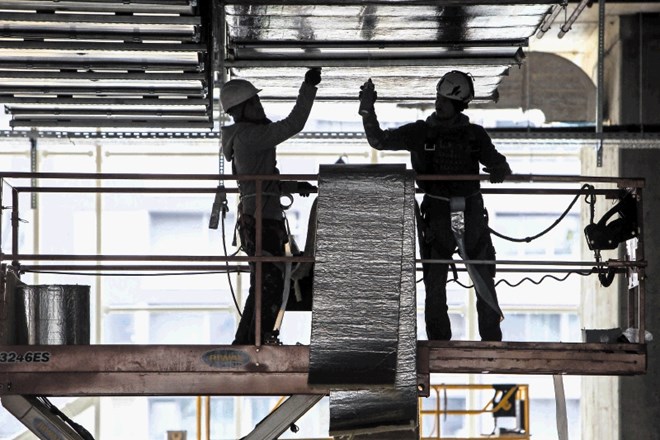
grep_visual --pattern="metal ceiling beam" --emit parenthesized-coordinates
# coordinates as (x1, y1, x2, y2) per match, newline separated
(0, 41, 205, 52)
(2, 97, 209, 106)
(0, 61, 204, 71)
(224, 55, 522, 68)
(9, 120, 213, 129)
(0, 71, 205, 81)
(231, 39, 529, 49)
(0, 30, 200, 43)
(8, 109, 209, 117)
(0, 12, 200, 26)
(0, 0, 196, 14)
(0, 86, 205, 96)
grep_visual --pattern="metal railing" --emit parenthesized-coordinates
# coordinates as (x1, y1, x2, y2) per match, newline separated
(0, 171, 647, 346)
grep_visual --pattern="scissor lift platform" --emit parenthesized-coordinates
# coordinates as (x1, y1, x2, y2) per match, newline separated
(0, 341, 646, 397)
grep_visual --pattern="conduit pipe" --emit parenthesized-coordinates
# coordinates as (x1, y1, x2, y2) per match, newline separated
(558, 0, 590, 38)
(536, 3, 563, 39)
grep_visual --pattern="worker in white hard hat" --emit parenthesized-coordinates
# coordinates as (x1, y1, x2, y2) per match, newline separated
(222, 68, 321, 345)
(358, 70, 512, 342)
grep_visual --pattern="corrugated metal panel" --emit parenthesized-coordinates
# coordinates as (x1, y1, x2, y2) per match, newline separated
(0, 0, 212, 130)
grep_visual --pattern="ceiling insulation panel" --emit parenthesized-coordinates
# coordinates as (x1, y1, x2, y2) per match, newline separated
(221, 1, 557, 107)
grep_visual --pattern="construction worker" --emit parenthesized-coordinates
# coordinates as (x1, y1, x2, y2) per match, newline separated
(358, 71, 511, 341)
(221, 68, 321, 345)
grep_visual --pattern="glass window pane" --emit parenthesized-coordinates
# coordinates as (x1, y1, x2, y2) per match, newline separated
(500, 313, 580, 342)
(149, 397, 197, 440)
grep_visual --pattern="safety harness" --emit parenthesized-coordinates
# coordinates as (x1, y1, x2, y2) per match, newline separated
(448, 195, 504, 319)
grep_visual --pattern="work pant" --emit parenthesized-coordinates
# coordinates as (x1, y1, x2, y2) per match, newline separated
(233, 214, 288, 345)
(420, 194, 502, 341)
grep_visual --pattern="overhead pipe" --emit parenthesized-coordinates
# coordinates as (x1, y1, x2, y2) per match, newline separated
(536, 3, 564, 39)
(558, 0, 591, 39)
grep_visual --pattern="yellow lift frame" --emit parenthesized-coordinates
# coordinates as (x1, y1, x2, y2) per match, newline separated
(420, 384, 530, 440)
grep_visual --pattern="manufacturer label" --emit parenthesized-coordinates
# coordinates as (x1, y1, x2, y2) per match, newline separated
(202, 349, 251, 368)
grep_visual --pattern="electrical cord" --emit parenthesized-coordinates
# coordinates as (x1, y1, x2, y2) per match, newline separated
(489, 184, 595, 243)
(419, 269, 596, 290)
(448, 270, 595, 290)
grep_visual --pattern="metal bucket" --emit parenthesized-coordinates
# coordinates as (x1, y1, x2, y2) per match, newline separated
(15, 284, 90, 345)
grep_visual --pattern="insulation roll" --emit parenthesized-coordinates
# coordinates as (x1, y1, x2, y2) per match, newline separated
(309, 164, 409, 385)
(15, 284, 90, 345)
(308, 164, 418, 438)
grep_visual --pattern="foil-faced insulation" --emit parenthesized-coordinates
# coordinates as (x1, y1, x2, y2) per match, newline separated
(308, 164, 418, 438)
(309, 164, 407, 385)
(15, 284, 90, 345)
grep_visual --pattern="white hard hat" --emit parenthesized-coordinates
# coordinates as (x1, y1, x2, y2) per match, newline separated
(220, 79, 261, 112)
(436, 71, 474, 104)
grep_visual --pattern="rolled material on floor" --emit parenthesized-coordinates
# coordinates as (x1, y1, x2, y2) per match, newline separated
(309, 164, 418, 438)
(0, 270, 22, 344)
(15, 284, 90, 345)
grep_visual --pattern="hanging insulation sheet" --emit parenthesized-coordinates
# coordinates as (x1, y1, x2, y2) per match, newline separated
(308, 164, 418, 437)
(309, 164, 407, 385)
(329, 166, 419, 439)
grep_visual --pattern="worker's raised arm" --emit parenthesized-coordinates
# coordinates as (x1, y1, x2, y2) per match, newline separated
(359, 78, 425, 152)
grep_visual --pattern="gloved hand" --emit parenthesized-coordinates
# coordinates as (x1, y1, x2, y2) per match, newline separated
(297, 181, 317, 197)
(358, 78, 377, 116)
(483, 163, 512, 184)
(304, 68, 322, 86)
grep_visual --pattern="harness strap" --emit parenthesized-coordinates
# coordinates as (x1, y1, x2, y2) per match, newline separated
(449, 195, 503, 320)
(425, 190, 481, 202)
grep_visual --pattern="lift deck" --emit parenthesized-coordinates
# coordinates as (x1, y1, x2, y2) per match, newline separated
(0, 341, 647, 397)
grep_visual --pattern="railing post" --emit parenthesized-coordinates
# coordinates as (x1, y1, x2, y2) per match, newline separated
(11, 188, 19, 268)
(636, 187, 645, 342)
(254, 177, 262, 347)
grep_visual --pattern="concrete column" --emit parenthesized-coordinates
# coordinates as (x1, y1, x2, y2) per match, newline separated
(607, 13, 660, 440)
(580, 146, 620, 440)
(617, 14, 660, 126)
(619, 148, 660, 440)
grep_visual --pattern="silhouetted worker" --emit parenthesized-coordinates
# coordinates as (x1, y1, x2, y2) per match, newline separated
(358, 71, 511, 341)
(221, 68, 321, 345)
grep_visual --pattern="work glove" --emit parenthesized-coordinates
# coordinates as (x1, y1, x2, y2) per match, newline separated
(358, 78, 377, 116)
(296, 181, 317, 197)
(483, 163, 512, 184)
(304, 68, 322, 86)
(281, 181, 317, 197)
